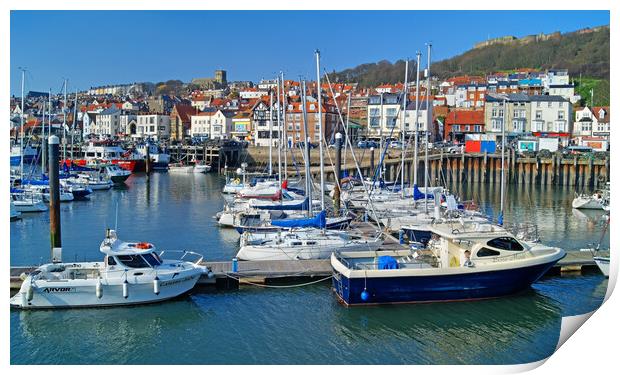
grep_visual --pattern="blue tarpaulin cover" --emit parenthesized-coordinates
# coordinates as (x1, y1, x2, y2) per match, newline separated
(251, 197, 310, 211)
(413, 184, 434, 200)
(271, 210, 326, 229)
(378, 256, 399, 270)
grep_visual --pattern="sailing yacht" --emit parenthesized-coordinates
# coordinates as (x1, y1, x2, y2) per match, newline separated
(10, 190, 48, 212)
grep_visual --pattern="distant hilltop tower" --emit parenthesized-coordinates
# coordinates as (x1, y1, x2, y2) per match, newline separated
(215, 70, 227, 86)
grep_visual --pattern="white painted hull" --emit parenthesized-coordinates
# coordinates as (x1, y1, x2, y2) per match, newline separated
(169, 166, 195, 173)
(593, 257, 610, 277)
(572, 197, 605, 210)
(10, 267, 202, 309)
(193, 165, 211, 173)
(237, 237, 383, 261)
(88, 182, 113, 190)
(13, 200, 48, 212)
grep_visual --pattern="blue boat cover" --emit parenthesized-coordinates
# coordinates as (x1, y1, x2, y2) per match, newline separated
(251, 197, 310, 211)
(413, 184, 434, 200)
(378, 256, 399, 270)
(271, 210, 326, 229)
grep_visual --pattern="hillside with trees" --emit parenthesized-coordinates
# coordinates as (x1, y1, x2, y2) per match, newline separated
(328, 25, 609, 105)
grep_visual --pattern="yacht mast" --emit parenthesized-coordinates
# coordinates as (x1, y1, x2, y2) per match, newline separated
(71, 89, 77, 160)
(268, 90, 273, 176)
(276, 76, 282, 185)
(281, 72, 287, 181)
(424, 43, 431, 214)
(301, 80, 313, 217)
(315, 49, 325, 211)
(63, 79, 67, 161)
(19, 68, 25, 176)
(400, 58, 409, 198)
(413, 51, 421, 187)
(41, 99, 46, 171)
(500, 98, 506, 224)
(48, 88, 52, 140)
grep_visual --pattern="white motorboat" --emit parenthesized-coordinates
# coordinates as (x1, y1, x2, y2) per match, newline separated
(10, 191, 48, 212)
(193, 163, 211, 174)
(134, 142, 170, 170)
(97, 164, 131, 184)
(10, 229, 206, 309)
(572, 184, 609, 210)
(331, 222, 566, 305)
(60, 179, 93, 200)
(237, 228, 383, 261)
(168, 163, 195, 173)
(70, 172, 113, 190)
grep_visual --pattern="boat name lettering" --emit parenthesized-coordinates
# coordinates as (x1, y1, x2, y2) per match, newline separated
(160, 275, 195, 287)
(41, 287, 76, 293)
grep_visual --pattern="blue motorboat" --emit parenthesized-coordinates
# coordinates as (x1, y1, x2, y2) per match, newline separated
(331, 222, 565, 305)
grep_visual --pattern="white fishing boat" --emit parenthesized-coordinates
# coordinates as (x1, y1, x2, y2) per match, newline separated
(237, 228, 383, 261)
(134, 142, 170, 170)
(331, 222, 566, 305)
(10, 191, 48, 212)
(168, 163, 195, 173)
(10, 229, 207, 309)
(59, 179, 93, 200)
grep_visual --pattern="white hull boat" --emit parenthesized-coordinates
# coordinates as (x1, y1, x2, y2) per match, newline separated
(168, 164, 195, 173)
(10, 202, 21, 221)
(237, 228, 383, 261)
(572, 195, 606, 210)
(193, 164, 211, 174)
(10, 230, 206, 309)
(10, 192, 48, 212)
(593, 256, 610, 277)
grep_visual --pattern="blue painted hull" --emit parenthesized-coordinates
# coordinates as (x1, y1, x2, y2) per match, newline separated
(234, 217, 353, 234)
(332, 261, 559, 305)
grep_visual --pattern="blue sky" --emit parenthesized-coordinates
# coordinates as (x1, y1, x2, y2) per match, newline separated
(10, 10, 609, 95)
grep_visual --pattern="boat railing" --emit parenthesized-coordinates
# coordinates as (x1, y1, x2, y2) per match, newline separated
(489, 251, 535, 263)
(158, 250, 204, 265)
(502, 222, 540, 243)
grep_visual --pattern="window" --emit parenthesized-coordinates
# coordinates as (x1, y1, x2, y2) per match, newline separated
(474, 125, 482, 132)
(558, 111, 565, 120)
(106, 256, 117, 266)
(477, 247, 500, 257)
(535, 111, 542, 120)
(487, 237, 524, 251)
(142, 253, 162, 267)
(117, 255, 150, 268)
(150, 117, 154, 124)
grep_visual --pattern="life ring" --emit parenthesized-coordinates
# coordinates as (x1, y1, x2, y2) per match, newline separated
(136, 242, 152, 249)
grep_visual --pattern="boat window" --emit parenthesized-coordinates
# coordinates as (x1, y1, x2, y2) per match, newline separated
(106, 256, 117, 266)
(306, 241, 317, 245)
(116, 255, 151, 268)
(153, 252, 163, 264)
(291, 241, 302, 246)
(142, 253, 162, 267)
(487, 237, 524, 251)
(477, 247, 500, 257)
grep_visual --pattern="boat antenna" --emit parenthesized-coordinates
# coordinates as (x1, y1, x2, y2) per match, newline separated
(115, 200, 119, 232)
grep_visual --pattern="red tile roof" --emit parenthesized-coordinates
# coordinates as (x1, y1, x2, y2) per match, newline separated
(445, 110, 485, 125)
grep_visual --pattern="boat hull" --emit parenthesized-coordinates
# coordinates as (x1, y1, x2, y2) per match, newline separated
(593, 256, 610, 277)
(572, 197, 604, 210)
(10, 271, 202, 309)
(332, 260, 560, 306)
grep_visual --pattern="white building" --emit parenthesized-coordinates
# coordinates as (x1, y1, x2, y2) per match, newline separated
(136, 114, 171, 140)
(367, 94, 433, 139)
(190, 112, 212, 139)
(190, 110, 235, 140)
(529, 95, 572, 135)
(239, 88, 268, 99)
(574, 106, 610, 141)
(93, 107, 121, 137)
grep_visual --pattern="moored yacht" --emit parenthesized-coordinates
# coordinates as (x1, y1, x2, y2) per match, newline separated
(331, 222, 565, 305)
(10, 229, 206, 309)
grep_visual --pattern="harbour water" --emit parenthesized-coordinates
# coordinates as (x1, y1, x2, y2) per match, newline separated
(10, 173, 609, 365)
